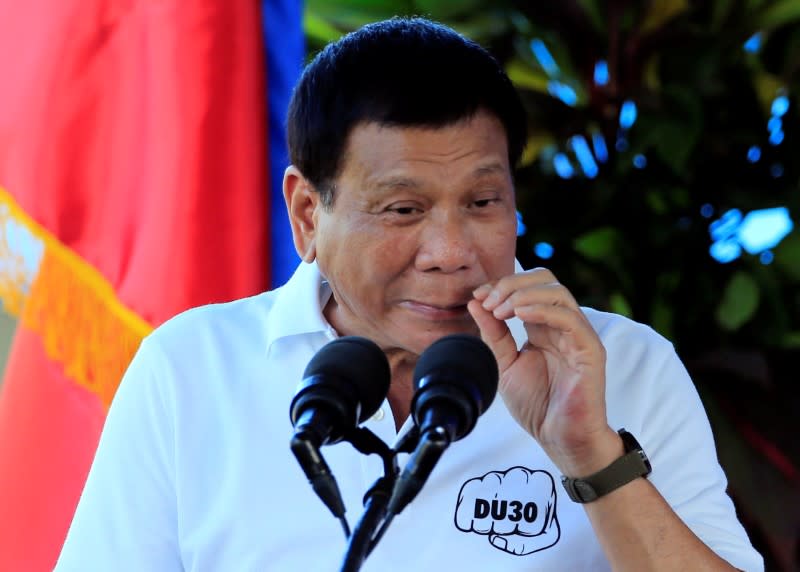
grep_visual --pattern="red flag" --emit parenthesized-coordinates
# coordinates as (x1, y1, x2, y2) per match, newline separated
(0, 1, 269, 569)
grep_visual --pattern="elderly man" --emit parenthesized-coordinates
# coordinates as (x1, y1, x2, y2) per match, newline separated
(57, 17, 762, 571)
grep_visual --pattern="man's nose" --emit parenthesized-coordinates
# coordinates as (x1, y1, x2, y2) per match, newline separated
(415, 212, 478, 273)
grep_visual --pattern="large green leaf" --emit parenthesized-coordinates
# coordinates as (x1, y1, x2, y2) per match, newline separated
(773, 232, 800, 282)
(573, 227, 621, 261)
(575, 0, 605, 34)
(639, 0, 690, 35)
(716, 271, 761, 331)
(304, 12, 345, 45)
(506, 58, 549, 93)
(519, 134, 556, 167)
(645, 189, 668, 214)
(642, 54, 661, 91)
(651, 120, 699, 175)
(757, 0, 800, 29)
(307, 0, 411, 13)
(413, 0, 486, 20)
(752, 69, 784, 118)
(305, 0, 412, 30)
(632, 86, 702, 175)
(650, 298, 674, 341)
(511, 31, 583, 92)
(710, 0, 735, 31)
(781, 331, 800, 348)
(609, 292, 633, 318)
(449, 11, 510, 42)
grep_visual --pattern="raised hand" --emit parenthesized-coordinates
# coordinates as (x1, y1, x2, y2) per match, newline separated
(468, 268, 623, 477)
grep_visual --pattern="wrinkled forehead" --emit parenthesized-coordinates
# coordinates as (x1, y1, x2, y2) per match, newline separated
(338, 112, 511, 173)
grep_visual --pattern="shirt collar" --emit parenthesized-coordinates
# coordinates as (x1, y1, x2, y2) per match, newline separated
(264, 261, 335, 354)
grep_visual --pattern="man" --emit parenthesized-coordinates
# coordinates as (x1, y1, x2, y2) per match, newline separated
(57, 17, 763, 571)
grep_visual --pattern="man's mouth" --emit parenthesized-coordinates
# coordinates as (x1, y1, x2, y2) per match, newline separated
(400, 299, 473, 319)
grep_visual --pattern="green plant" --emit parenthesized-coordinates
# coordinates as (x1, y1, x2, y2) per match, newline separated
(305, 1, 800, 569)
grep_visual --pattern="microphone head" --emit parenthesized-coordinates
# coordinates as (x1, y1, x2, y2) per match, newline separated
(411, 334, 498, 441)
(298, 336, 391, 424)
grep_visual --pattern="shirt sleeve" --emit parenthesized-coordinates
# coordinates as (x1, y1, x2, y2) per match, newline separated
(637, 345, 765, 572)
(55, 338, 183, 571)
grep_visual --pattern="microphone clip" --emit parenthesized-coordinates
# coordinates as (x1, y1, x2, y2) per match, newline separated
(341, 426, 399, 477)
(386, 426, 449, 516)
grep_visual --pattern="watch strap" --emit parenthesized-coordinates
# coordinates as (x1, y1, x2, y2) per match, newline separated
(560, 429, 651, 503)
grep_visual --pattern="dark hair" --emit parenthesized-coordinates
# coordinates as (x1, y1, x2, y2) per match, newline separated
(286, 17, 527, 207)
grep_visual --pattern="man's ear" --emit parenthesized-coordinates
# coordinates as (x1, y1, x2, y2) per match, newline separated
(283, 165, 321, 263)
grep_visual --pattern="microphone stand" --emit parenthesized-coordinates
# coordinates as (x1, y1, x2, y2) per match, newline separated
(336, 426, 400, 572)
(339, 477, 393, 572)
(338, 427, 421, 571)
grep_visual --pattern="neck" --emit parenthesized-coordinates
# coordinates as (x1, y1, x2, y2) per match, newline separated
(385, 348, 418, 431)
(322, 294, 418, 430)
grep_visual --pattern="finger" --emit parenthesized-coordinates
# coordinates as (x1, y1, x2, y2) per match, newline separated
(479, 268, 572, 311)
(514, 304, 604, 363)
(473, 268, 554, 303)
(472, 283, 495, 302)
(488, 283, 580, 321)
(467, 299, 518, 373)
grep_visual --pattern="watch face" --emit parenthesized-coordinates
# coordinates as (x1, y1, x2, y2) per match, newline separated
(561, 430, 654, 503)
(619, 429, 652, 475)
(637, 449, 652, 473)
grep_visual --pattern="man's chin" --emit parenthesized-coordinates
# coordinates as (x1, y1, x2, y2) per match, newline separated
(405, 322, 481, 353)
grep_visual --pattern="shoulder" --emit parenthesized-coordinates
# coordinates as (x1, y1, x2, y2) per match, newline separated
(582, 307, 673, 355)
(579, 307, 680, 387)
(129, 292, 278, 384)
(147, 290, 279, 355)
(580, 308, 693, 426)
(112, 290, 283, 410)
(119, 262, 329, 408)
(139, 262, 329, 370)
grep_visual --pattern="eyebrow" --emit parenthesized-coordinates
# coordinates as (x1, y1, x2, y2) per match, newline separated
(471, 163, 508, 178)
(369, 162, 509, 194)
(370, 176, 421, 193)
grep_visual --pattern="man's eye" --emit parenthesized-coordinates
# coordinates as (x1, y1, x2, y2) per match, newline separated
(472, 198, 497, 208)
(389, 206, 420, 215)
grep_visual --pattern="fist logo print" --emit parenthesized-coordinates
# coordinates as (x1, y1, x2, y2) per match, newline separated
(455, 467, 560, 556)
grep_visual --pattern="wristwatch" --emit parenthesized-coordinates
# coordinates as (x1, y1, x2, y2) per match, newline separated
(561, 429, 652, 503)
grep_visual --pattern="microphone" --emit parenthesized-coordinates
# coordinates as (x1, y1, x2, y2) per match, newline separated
(386, 334, 498, 516)
(290, 336, 391, 530)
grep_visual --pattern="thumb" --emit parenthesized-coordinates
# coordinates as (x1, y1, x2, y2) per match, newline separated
(489, 534, 513, 553)
(467, 299, 518, 373)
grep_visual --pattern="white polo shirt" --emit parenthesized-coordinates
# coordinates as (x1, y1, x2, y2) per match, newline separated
(57, 261, 763, 571)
